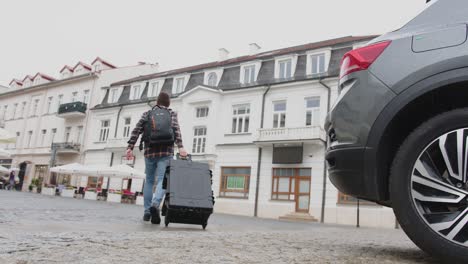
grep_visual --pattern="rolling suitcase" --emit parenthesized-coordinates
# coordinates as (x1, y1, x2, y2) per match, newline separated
(161, 154, 214, 229)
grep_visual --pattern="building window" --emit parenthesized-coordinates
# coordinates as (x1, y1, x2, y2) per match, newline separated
(99, 120, 110, 142)
(231, 104, 250, 134)
(12, 103, 18, 119)
(279, 59, 292, 79)
(94, 64, 101, 71)
(109, 88, 119, 103)
(2, 105, 7, 120)
(46, 97, 53, 114)
(207, 72, 218, 86)
(26, 131, 33, 148)
(273, 101, 286, 128)
(40, 129, 47, 147)
(196, 107, 209, 118)
(57, 94, 63, 110)
(272, 168, 311, 201)
(220, 167, 251, 198)
(15, 132, 20, 149)
(123, 118, 131, 138)
(71, 92, 78, 102)
(130, 84, 142, 100)
(77, 126, 83, 144)
(192, 127, 207, 154)
(65, 127, 71, 142)
(149, 82, 159, 97)
(83, 90, 90, 104)
(310, 53, 326, 74)
(305, 97, 320, 126)
(51, 128, 57, 144)
(243, 65, 256, 83)
(31, 99, 39, 117)
(20, 102, 26, 118)
(175, 77, 185, 94)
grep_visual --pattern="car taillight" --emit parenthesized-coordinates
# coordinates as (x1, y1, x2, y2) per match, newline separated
(339, 41, 391, 79)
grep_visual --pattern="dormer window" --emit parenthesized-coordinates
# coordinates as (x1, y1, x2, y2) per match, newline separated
(174, 77, 185, 94)
(310, 53, 325, 74)
(62, 71, 71, 79)
(33, 77, 42, 86)
(278, 59, 292, 79)
(148, 81, 161, 97)
(130, 84, 143, 100)
(274, 55, 297, 79)
(94, 64, 101, 72)
(240, 61, 261, 84)
(306, 49, 331, 75)
(109, 88, 120, 103)
(207, 72, 218, 86)
(243, 65, 256, 83)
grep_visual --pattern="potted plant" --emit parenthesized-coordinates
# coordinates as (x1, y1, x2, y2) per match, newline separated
(61, 185, 76, 198)
(107, 189, 122, 203)
(31, 178, 39, 193)
(84, 188, 97, 200)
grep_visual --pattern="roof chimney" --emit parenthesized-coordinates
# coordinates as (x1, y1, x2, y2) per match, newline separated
(249, 43, 261, 55)
(218, 48, 229, 61)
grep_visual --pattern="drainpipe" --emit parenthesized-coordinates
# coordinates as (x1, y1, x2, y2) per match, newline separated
(105, 105, 123, 191)
(254, 85, 271, 217)
(318, 79, 331, 223)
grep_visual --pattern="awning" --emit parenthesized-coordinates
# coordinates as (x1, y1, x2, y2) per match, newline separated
(97, 164, 145, 179)
(0, 148, 11, 158)
(0, 128, 16, 143)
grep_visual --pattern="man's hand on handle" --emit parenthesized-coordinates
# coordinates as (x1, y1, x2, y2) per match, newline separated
(126, 148, 134, 160)
(179, 148, 188, 157)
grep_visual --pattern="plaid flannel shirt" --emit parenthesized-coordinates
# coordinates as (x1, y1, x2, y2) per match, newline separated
(127, 106, 183, 158)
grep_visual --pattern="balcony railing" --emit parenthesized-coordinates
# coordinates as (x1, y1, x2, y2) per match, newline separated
(256, 126, 326, 143)
(57, 101, 87, 118)
(104, 138, 128, 150)
(52, 142, 80, 154)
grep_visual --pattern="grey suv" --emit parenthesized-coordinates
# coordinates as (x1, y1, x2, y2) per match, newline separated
(326, 0, 468, 261)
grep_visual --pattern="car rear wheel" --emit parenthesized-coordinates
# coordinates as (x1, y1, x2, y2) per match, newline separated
(390, 109, 468, 263)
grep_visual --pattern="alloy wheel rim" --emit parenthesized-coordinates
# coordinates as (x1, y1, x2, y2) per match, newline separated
(411, 128, 468, 246)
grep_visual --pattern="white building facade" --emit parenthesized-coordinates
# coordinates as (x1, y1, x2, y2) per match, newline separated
(0, 58, 159, 191)
(84, 36, 396, 228)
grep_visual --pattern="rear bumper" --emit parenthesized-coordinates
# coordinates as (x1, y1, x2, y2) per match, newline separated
(325, 71, 395, 203)
(326, 146, 368, 198)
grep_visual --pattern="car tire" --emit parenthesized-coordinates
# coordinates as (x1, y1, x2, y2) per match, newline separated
(390, 108, 468, 263)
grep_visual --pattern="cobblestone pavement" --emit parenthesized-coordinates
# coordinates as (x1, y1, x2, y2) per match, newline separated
(0, 190, 437, 264)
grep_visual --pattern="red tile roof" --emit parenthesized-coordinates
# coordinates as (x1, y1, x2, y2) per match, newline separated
(9, 79, 23, 86)
(73, 61, 92, 71)
(33, 72, 56, 81)
(91, 57, 117, 69)
(112, 35, 377, 86)
(60, 65, 74, 73)
(22, 75, 34, 82)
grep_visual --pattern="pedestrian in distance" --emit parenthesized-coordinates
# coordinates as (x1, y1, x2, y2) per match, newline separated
(7, 171, 15, 191)
(126, 91, 187, 224)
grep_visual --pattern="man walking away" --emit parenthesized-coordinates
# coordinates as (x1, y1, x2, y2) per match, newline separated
(126, 92, 187, 224)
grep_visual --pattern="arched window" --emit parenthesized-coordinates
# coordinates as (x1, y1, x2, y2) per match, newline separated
(207, 72, 218, 86)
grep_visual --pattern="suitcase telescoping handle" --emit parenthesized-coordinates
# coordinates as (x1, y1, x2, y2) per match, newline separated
(176, 153, 192, 161)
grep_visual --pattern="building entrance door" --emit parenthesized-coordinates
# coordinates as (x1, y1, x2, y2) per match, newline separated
(272, 168, 312, 213)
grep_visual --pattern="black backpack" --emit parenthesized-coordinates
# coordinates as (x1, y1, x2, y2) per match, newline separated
(142, 106, 175, 147)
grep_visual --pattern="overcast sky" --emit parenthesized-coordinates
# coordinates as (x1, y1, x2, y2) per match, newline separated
(0, 0, 428, 86)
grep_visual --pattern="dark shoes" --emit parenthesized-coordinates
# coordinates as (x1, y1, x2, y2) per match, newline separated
(143, 212, 151, 222)
(150, 206, 161, 225)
